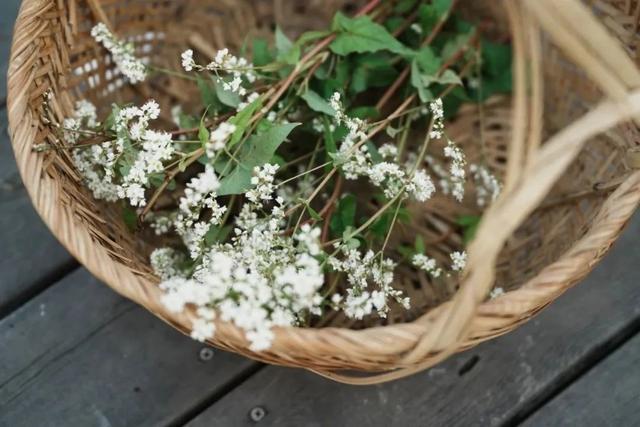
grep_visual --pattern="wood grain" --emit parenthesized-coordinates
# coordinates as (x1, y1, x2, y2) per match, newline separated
(0, 269, 260, 427)
(187, 213, 640, 427)
(523, 334, 640, 426)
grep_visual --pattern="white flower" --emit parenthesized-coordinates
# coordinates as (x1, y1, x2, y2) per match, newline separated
(330, 249, 407, 319)
(408, 169, 436, 202)
(443, 140, 466, 202)
(207, 121, 236, 157)
(181, 49, 195, 71)
(412, 254, 442, 278)
(450, 251, 467, 272)
(379, 143, 398, 160)
(151, 247, 185, 280)
(158, 202, 326, 351)
(429, 98, 444, 139)
(489, 287, 505, 299)
(246, 163, 279, 204)
(91, 23, 147, 83)
(191, 318, 216, 342)
(470, 164, 501, 207)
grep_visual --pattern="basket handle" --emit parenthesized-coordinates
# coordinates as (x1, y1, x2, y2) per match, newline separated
(361, 0, 640, 377)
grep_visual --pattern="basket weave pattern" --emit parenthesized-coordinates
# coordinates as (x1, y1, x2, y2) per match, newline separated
(8, 0, 640, 384)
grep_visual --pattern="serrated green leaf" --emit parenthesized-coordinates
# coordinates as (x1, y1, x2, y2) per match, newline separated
(301, 89, 336, 116)
(330, 12, 413, 56)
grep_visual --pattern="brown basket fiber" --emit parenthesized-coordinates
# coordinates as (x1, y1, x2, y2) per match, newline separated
(8, 0, 640, 384)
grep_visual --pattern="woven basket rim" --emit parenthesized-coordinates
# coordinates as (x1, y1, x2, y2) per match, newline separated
(7, 0, 640, 381)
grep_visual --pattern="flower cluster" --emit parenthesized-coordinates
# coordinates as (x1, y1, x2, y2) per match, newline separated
(158, 198, 325, 350)
(470, 164, 501, 207)
(175, 165, 227, 259)
(91, 23, 147, 84)
(412, 253, 442, 278)
(330, 93, 436, 203)
(443, 140, 466, 202)
(181, 48, 256, 96)
(329, 249, 410, 319)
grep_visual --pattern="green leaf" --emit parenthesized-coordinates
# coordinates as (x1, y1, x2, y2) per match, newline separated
(301, 89, 336, 116)
(422, 69, 462, 86)
(196, 76, 220, 112)
(322, 116, 337, 156)
(395, 0, 419, 14)
(205, 224, 232, 245)
(252, 37, 273, 67)
(307, 204, 323, 221)
(215, 80, 241, 108)
(198, 120, 209, 148)
(457, 214, 481, 244)
(410, 59, 433, 102)
(350, 53, 397, 94)
(414, 235, 425, 254)
(217, 122, 300, 195)
(349, 106, 379, 120)
(122, 206, 138, 231)
(415, 46, 441, 75)
(330, 194, 356, 237)
(227, 97, 263, 148)
(275, 27, 300, 65)
(330, 12, 413, 56)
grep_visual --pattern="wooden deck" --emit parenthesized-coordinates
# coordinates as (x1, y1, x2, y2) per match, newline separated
(2, 1, 640, 425)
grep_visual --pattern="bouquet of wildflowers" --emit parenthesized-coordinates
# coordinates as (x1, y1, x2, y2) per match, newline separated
(45, 0, 510, 351)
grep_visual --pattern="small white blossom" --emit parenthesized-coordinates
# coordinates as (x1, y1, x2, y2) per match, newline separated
(490, 287, 505, 299)
(429, 98, 444, 140)
(470, 164, 501, 207)
(246, 163, 279, 204)
(91, 23, 147, 83)
(450, 251, 467, 272)
(412, 254, 442, 278)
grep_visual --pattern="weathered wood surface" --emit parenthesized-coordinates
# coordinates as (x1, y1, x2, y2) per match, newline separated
(0, 0, 21, 101)
(187, 214, 640, 427)
(523, 333, 640, 427)
(0, 268, 260, 427)
(0, 100, 76, 318)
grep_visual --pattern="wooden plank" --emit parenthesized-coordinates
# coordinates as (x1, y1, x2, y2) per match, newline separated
(0, 108, 75, 317)
(0, 268, 259, 427)
(187, 213, 640, 427)
(0, 0, 22, 101)
(523, 333, 640, 427)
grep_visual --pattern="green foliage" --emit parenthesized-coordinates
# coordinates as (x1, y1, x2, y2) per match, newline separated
(457, 214, 481, 244)
(301, 89, 336, 116)
(252, 38, 273, 67)
(217, 123, 300, 195)
(350, 53, 398, 94)
(478, 40, 512, 98)
(330, 12, 413, 56)
(227, 97, 263, 148)
(330, 194, 357, 237)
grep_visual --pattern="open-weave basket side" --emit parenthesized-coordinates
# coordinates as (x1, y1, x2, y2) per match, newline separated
(8, 0, 640, 384)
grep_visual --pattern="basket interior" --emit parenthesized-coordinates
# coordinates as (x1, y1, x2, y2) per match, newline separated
(41, 0, 638, 331)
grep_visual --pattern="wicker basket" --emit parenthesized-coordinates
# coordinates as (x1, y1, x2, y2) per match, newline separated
(8, 0, 640, 384)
